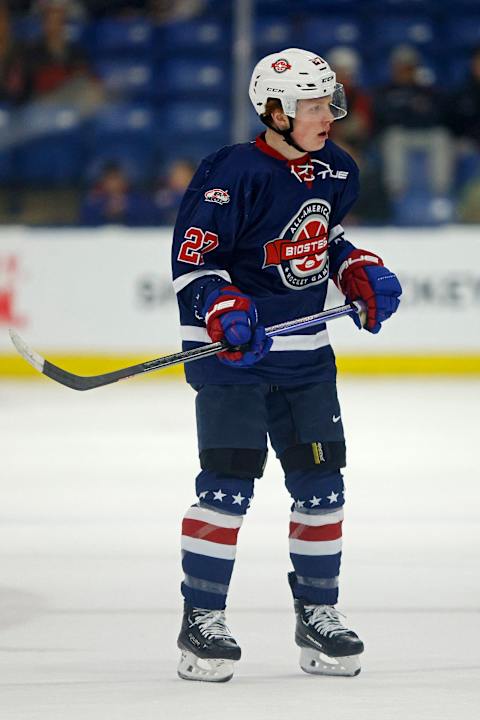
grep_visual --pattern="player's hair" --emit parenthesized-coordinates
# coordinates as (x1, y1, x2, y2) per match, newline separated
(262, 97, 284, 121)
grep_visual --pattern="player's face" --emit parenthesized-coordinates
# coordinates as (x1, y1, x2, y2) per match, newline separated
(292, 97, 335, 152)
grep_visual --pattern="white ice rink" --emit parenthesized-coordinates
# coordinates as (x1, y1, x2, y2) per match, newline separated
(1, 377, 479, 720)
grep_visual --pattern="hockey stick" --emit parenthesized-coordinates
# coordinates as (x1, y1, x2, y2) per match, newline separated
(8, 301, 365, 392)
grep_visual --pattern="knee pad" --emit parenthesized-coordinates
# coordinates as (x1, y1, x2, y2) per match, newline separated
(285, 468, 345, 511)
(279, 441, 346, 475)
(195, 469, 254, 516)
(200, 447, 268, 479)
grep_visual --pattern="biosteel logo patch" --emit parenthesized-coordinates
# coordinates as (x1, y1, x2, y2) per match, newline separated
(263, 199, 331, 290)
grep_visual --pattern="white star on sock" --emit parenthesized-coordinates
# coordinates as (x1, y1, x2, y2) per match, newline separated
(327, 491, 339, 504)
(232, 492, 245, 505)
(247, 496, 253, 508)
(296, 499, 305, 509)
(212, 489, 226, 502)
(198, 491, 208, 499)
(309, 495, 322, 507)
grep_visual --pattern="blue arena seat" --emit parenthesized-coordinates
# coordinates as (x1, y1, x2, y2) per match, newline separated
(392, 191, 454, 226)
(91, 104, 154, 136)
(13, 15, 84, 43)
(368, 0, 436, 10)
(455, 0, 480, 8)
(254, 18, 295, 55)
(447, 15, 480, 51)
(87, 104, 155, 183)
(158, 59, 227, 98)
(90, 18, 152, 58)
(455, 151, 480, 192)
(95, 60, 153, 100)
(447, 54, 471, 87)
(12, 15, 41, 41)
(302, 16, 363, 52)
(288, 0, 359, 9)
(256, 0, 295, 10)
(15, 104, 85, 185)
(155, 19, 229, 56)
(371, 14, 438, 52)
(156, 101, 230, 162)
(162, 101, 229, 139)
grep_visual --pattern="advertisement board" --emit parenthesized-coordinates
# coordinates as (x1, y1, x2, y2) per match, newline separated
(1, 226, 479, 376)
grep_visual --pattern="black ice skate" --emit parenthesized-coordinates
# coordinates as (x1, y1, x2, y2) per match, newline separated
(292, 593, 364, 677)
(177, 604, 241, 682)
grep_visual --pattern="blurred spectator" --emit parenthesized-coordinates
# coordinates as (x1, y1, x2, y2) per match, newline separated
(31, 0, 86, 21)
(451, 48, 480, 224)
(338, 140, 391, 225)
(327, 46, 373, 150)
(154, 158, 195, 225)
(0, 0, 28, 105)
(80, 160, 157, 226)
(149, 0, 207, 24)
(457, 179, 480, 223)
(374, 44, 453, 197)
(449, 46, 480, 150)
(24, 0, 99, 104)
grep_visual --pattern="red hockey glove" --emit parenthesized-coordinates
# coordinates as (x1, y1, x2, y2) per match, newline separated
(336, 250, 402, 334)
(203, 285, 272, 367)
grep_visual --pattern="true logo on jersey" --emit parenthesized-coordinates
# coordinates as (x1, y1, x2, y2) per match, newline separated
(204, 188, 230, 205)
(271, 58, 291, 73)
(263, 199, 331, 290)
(290, 159, 349, 184)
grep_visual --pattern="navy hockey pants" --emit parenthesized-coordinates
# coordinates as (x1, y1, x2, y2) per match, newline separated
(181, 382, 346, 610)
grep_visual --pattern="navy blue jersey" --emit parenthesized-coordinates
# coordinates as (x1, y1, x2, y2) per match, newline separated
(171, 133, 359, 385)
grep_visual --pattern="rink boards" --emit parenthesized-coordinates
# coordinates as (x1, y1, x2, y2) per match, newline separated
(0, 225, 479, 377)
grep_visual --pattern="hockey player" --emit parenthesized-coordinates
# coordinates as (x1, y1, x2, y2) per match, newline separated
(172, 48, 402, 682)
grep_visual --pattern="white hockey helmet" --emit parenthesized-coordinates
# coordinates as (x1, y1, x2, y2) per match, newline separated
(249, 47, 347, 120)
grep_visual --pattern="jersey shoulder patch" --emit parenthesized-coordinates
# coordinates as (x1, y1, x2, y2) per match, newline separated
(204, 188, 230, 205)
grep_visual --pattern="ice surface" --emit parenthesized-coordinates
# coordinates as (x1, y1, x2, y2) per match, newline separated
(1, 378, 479, 719)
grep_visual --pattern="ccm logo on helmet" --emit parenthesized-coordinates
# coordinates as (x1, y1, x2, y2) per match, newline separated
(204, 188, 230, 205)
(271, 58, 292, 73)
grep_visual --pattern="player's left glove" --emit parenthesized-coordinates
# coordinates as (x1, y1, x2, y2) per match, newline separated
(336, 249, 402, 334)
(203, 284, 272, 367)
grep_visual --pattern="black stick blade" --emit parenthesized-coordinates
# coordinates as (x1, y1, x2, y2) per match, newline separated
(8, 329, 135, 391)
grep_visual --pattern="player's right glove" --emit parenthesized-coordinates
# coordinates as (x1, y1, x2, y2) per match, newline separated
(336, 249, 402, 334)
(203, 285, 272, 367)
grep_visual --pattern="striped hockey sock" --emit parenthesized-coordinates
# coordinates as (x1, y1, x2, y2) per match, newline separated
(181, 504, 244, 610)
(288, 506, 343, 605)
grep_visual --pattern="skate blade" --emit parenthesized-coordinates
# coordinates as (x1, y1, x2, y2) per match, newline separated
(300, 648, 361, 677)
(177, 650, 235, 683)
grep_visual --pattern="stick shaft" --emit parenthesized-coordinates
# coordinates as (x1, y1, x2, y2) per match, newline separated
(9, 301, 363, 391)
(128, 302, 360, 373)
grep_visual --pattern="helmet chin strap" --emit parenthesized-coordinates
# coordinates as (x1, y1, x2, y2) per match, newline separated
(260, 115, 308, 154)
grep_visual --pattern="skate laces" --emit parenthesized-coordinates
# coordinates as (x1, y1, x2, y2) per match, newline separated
(190, 609, 233, 641)
(304, 605, 350, 637)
